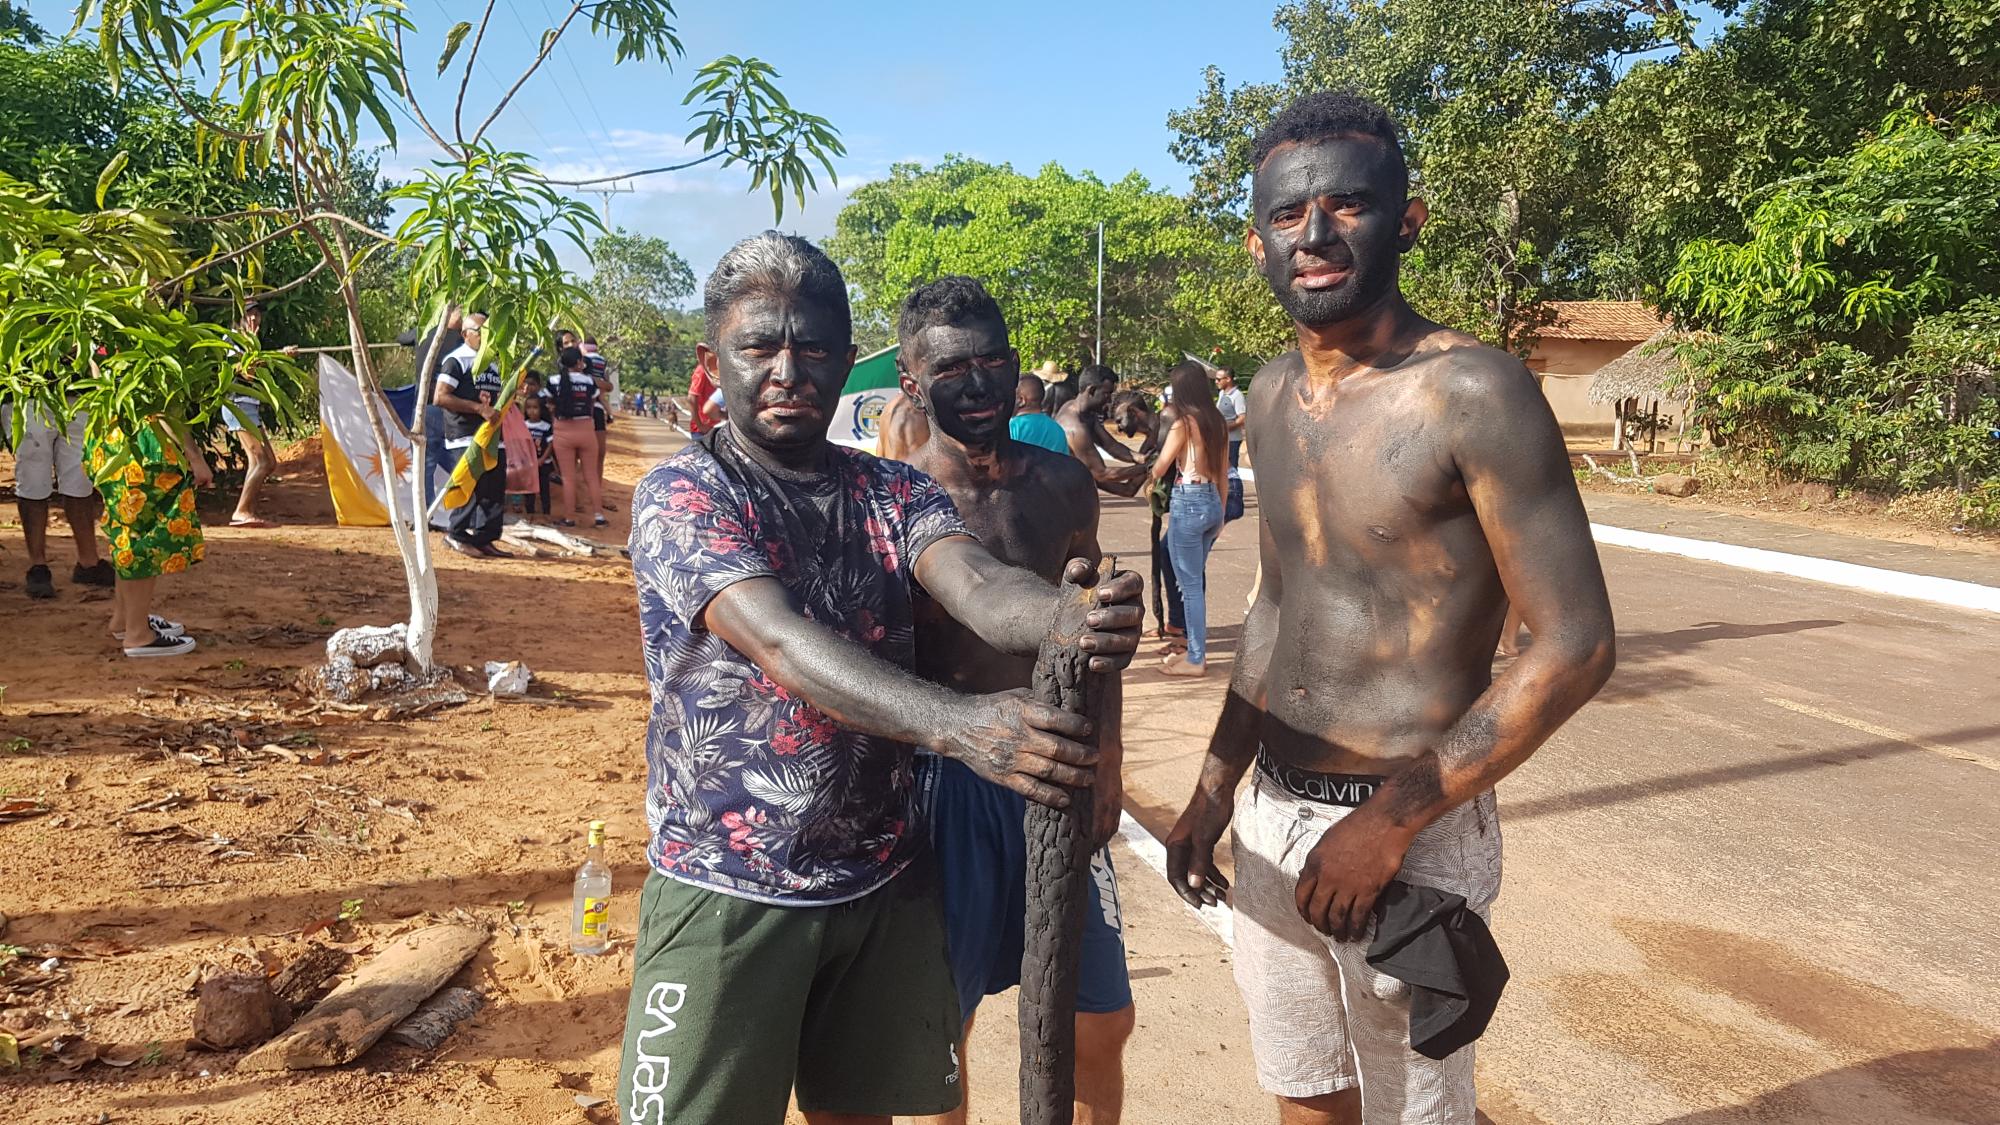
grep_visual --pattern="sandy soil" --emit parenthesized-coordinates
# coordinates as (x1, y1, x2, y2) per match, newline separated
(0, 420, 1270, 1125)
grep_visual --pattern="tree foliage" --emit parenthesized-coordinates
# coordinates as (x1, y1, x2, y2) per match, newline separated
(26, 0, 843, 672)
(1666, 114, 2000, 508)
(577, 227, 695, 375)
(1167, 0, 1997, 352)
(828, 158, 1270, 373)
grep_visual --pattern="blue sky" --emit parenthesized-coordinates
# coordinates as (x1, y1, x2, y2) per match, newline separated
(27, 1, 1286, 285)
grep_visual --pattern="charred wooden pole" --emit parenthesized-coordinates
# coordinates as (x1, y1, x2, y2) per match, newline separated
(1020, 569, 1100, 1125)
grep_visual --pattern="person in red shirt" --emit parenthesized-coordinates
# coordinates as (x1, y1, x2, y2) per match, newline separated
(686, 362, 716, 435)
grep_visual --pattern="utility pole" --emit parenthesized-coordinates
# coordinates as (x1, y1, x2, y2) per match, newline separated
(592, 181, 635, 225)
(1094, 221, 1104, 366)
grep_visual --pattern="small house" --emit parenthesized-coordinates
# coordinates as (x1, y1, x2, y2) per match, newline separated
(1526, 301, 1667, 438)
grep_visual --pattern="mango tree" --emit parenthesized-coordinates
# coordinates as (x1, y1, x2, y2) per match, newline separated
(73, 0, 842, 674)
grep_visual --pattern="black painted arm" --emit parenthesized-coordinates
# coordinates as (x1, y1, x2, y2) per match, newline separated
(1365, 359, 1617, 837)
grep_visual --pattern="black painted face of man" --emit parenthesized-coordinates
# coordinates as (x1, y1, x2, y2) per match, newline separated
(699, 291, 855, 463)
(900, 316, 1019, 447)
(1248, 134, 1424, 327)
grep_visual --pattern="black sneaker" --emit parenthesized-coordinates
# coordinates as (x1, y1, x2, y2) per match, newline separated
(124, 631, 198, 659)
(25, 565, 55, 599)
(73, 560, 117, 587)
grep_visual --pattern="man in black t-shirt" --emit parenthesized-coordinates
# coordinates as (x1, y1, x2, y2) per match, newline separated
(434, 312, 510, 557)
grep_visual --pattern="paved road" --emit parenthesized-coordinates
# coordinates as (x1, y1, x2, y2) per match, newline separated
(1100, 484, 2000, 1125)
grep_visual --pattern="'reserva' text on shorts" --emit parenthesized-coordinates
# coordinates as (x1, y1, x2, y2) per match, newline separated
(625, 980, 688, 1125)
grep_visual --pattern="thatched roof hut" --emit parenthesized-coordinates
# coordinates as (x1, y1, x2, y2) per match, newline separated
(1588, 328, 1691, 405)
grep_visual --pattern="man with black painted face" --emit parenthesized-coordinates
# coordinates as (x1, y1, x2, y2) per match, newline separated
(1162, 92, 1616, 1124)
(894, 277, 1135, 1125)
(1056, 364, 1149, 497)
(621, 234, 1145, 1125)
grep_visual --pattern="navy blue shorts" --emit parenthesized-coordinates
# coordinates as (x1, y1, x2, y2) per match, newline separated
(920, 755, 1133, 1024)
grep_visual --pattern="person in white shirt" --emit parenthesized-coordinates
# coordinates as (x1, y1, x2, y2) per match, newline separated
(1213, 365, 1248, 473)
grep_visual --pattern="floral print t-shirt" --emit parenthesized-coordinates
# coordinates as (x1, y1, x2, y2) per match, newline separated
(629, 427, 972, 905)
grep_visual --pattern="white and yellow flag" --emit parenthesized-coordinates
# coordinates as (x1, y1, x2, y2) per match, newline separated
(318, 354, 417, 527)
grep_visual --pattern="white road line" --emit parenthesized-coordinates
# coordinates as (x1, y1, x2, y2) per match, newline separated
(1237, 466, 1998, 613)
(1764, 697, 2000, 772)
(1593, 524, 2000, 614)
(1116, 811, 1234, 949)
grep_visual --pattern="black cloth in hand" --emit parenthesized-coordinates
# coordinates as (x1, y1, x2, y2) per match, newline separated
(1364, 880, 1509, 1061)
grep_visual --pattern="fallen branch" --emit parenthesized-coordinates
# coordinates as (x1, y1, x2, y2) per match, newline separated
(237, 923, 487, 1071)
(1581, 454, 1647, 487)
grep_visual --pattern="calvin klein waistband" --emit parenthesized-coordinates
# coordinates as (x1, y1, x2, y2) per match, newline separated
(1256, 746, 1385, 807)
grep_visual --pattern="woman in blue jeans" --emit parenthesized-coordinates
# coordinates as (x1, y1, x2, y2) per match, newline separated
(1151, 361, 1230, 677)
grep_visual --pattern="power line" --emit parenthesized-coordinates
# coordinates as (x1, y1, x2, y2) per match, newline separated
(499, 0, 604, 170)
(537, 0, 616, 144)
(423, 0, 557, 157)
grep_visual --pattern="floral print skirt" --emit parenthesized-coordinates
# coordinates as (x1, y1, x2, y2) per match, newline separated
(87, 425, 205, 580)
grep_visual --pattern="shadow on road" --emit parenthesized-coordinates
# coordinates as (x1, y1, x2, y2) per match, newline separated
(1654, 1044, 2000, 1125)
(1619, 618, 1844, 656)
(1504, 723, 2000, 821)
(1587, 618, 1843, 705)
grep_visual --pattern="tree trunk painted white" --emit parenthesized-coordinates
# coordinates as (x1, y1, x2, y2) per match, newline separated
(318, 222, 440, 675)
(404, 314, 450, 671)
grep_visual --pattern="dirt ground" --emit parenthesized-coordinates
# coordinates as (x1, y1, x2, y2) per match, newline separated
(0, 420, 1267, 1125)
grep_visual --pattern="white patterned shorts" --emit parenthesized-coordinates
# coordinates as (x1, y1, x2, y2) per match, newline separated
(1230, 769, 1502, 1122)
(1, 406, 91, 501)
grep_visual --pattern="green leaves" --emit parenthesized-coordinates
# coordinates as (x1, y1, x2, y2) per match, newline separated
(387, 142, 601, 376)
(683, 56, 844, 221)
(94, 151, 128, 207)
(437, 20, 472, 76)
(588, 0, 683, 65)
(829, 159, 1267, 369)
(0, 173, 273, 447)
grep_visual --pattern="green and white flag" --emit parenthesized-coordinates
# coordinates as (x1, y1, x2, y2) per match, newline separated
(830, 344, 900, 450)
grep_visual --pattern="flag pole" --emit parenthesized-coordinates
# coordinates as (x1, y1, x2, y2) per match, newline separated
(1094, 221, 1104, 366)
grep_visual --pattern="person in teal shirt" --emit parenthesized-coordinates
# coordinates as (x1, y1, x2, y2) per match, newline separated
(1008, 374, 1072, 455)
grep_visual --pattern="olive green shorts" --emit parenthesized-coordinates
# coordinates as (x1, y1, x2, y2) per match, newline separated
(616, 863, 963, 1125)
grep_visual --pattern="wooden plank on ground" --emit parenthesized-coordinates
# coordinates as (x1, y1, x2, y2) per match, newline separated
(236, 923, 486, 1071)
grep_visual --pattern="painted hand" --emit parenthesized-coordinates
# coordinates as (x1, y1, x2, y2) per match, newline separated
(1074, 560, 1143, 673)
(1164, 787, 1233, 909)
(1294, 812, 1412, 941)
(939, 688, 1098, 810)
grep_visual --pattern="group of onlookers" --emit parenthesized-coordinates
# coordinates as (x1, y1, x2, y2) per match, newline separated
(1005, 359, 1249, 677)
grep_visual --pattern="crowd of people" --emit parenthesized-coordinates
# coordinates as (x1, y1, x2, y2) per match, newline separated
(1, 85, 1616, 1125)
(617, 89, 1616, 1125)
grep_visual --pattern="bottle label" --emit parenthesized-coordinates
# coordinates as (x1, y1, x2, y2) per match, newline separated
(580, 896, 608, 937)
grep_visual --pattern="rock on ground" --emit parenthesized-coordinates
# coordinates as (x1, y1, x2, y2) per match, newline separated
(1652, 473, 1701, 498)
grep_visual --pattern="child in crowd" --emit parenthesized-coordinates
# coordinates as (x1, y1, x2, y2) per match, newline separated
(521, 393, 558, 518)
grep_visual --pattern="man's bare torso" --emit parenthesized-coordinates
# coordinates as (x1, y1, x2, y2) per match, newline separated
(909, 441, 1099, 694)
(876, 393, 929, 462)
(1252, 329, 1522, 774)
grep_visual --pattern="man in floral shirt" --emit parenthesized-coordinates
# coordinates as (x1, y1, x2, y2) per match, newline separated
(620, 232, 1144, 1125)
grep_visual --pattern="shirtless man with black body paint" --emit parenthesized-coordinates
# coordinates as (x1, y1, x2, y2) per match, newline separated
(1163, 91, 1616, 1125)
(896, 276, 1136, 1125)
(1056, 365, 1150, 497)
(875, 383, 929, 462)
